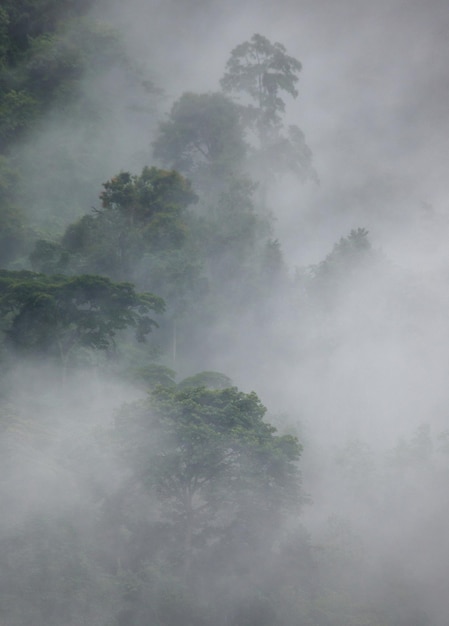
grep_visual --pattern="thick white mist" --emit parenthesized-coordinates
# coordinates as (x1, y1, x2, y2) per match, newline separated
(7, 0, 449, 623)
(94, 4, 449, 623)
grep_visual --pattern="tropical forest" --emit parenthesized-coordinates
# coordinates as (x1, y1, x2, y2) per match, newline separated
(0, 1, 448, 625)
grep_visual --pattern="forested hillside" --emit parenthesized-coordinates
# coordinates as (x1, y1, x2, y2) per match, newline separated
(0, 1, 448, 625)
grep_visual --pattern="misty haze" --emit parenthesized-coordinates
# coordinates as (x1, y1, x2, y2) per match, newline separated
(0, 0, 448, 624)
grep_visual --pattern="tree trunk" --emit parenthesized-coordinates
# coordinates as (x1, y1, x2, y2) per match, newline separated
(183, 487, 194, 578)
(172, 317, 177, 366)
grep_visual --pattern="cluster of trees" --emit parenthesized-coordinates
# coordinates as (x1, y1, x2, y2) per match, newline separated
(0, 0, 114, 261)
(0, 0, 126, 151)
(0, 16, 317, 625)
(0, 6, 437, 626)
(17, 34, 320, 366)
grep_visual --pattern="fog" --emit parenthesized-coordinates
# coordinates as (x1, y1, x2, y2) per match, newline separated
(3, 0, 449, 624)
(102, 0, 449, 232)
(115, 0, 449, 432)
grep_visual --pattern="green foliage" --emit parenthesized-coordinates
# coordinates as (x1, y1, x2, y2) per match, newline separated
(0, 7, 125, 152)
(130, 363, 177, 389)
(259, 237, 285, 282)
(153, 92, 247, 182)
(221, 33, 302, 130)
(221, 34, 315, 183)
(1, 0, 95, 65)
(24, 32, 83, 101)
(99, 166, 198, 235)
(387, 424, 434, 469)
(315, 228, 372, 274)
(213, 176, 260, 248)
(0, 155, 18, 204)
(116, 384, 302, 571)
(146, 37, 308, 354)
(0, 512, 112, 626)
(43, 167, 206, 342)
(0, 89, 38, 147)
(0, 12, 442, 625)
(254, 123, 316, 182)
(178, 370, 233, 390)
(136, 246, 206, 315)
(56, 167, 198, 278)
(188, 173, 284, 327)
(0, 7, 9, 67)
(0, 270, 164, 368)
(307, 228, 375, 300)
(61, 213, 125, 277)
(0, 206, 27, 267)
(29, 239, 68, 274)
(0, 156, 31, 266)
(196, 176, 263, 271)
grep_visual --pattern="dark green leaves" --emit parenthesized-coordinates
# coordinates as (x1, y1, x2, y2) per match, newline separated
(0, 270, 164, 360)
(117, 384, 301, 523)
(50, 167, 200, 286)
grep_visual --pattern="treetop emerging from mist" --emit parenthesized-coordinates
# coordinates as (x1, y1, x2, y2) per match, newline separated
(221, 33, 302, 129)
(99, 166, 198, 227)
(219, 34, 315, 184)
(152, 34, 314, 191)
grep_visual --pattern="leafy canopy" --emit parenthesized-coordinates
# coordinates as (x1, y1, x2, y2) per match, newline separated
(99, 166, 198, 226)
(0, 270, 164, 361)
(220, 34, 315, 184)
(221, 33, 302, 130)
(116, 384, 302, 550)
(56, 167, 199, 283)
(153, 92, 247, 179)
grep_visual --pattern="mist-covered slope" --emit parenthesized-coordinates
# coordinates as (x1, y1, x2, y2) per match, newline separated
(0, 1, 448, 625)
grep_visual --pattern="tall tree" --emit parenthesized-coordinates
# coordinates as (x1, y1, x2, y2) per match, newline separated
(221, 33, 302, 134)
(115, 384, 302, 576)
(30, 166, 203, 364)
(221, 34, 315, 184)
(307, 227, 377, 306)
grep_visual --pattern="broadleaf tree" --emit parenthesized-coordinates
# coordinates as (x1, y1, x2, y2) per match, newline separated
(221, 33, 302, 132)
(59, 166, 199, 283)
(0, 270, 165, 379)
(221, 33, 315, 184)
(153, 91, 248, 191)
(115, 384, 302, 576)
